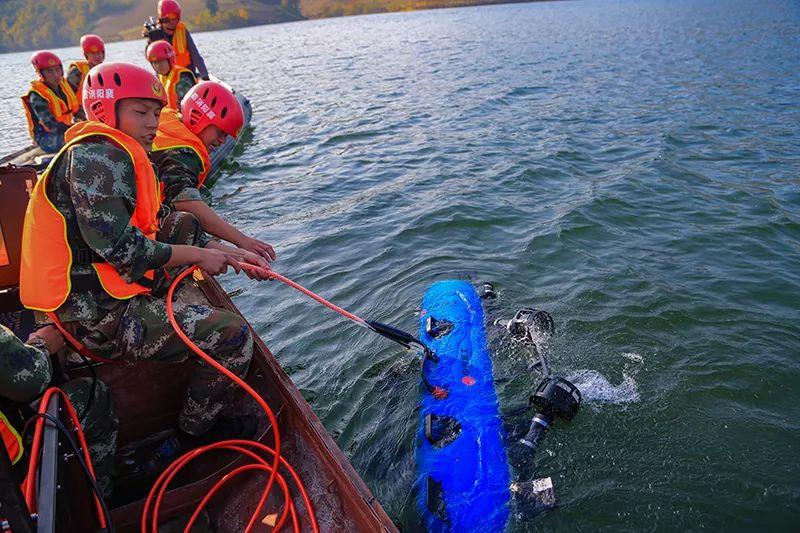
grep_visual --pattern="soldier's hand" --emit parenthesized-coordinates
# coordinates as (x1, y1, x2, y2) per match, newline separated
(224, 248, 272, 280)
(238, 236, 276, 262)
(196, 247, 232, 276)
(28, 325, 65, 355)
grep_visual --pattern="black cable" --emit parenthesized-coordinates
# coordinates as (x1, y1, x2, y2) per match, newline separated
(21, 412, 113, 530)
(420, 348, 448, 397)
(73, 353, 98, 423)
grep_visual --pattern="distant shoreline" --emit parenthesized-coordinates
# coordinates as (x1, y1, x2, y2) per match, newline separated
(0, 0, 553, 54)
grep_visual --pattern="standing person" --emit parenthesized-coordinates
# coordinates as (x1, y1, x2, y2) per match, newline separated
(144, 0, 209, 80)
(21, 51, 80, 153)
(151, 81, 275, 261)
(147, 40, 196, 110)
(67, 34, 106, 96)
(19, 62, 271, 452)
(0, 323, 118, 497)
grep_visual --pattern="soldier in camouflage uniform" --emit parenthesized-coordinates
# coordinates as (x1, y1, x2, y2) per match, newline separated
(45, 138, 264, 436)
(31, 63, 271, 441)
(23, 51, 81, 153)
(26, 91, 71, 152)
(151, 80, 276, 261)
(0, 324, 118, 497)
(146, 40, 196, 110)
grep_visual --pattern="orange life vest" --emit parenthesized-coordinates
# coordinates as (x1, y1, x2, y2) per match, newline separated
(0, 409, 23, 465)
(20, 121, 161, 312)
(172, 22, 191, 69)
(152, 108, 210, 189)
(68, 60, 91, 97)
(21, 79, 80, 141)
(159, 66, 196, 110)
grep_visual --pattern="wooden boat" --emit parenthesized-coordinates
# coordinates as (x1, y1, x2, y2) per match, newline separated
(0, 83, 398, 530)
(84, 271, 397, 532)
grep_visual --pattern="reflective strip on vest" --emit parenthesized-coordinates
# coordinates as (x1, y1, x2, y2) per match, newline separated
(172, 22, 191, 69)
(20, 121, 161, 312)
(0, 410, 23, 465)
(152, 108, 210, 189)
(21, 79, 80, 141)
(160, 66, 195, 110)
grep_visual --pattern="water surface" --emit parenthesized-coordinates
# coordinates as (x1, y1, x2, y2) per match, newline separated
(2, 0, 799, 529)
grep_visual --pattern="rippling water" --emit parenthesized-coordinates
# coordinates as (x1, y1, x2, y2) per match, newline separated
(2, 0, 799, 529)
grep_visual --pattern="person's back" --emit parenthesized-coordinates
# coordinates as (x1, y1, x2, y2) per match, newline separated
(22, 51, 80, 153)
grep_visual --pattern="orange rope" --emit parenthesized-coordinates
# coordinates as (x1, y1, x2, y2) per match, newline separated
(247, 266, 369, 327)
(142, 266, 319, 533)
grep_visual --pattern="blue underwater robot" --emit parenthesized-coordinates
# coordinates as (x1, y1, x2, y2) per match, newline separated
(414, 280, 582, 531)
(415, 280, 511, 531)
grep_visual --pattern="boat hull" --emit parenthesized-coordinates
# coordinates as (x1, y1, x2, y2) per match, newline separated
(80, 272, 396, 532)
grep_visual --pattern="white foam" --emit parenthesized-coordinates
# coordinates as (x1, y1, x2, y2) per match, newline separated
(566, 369, 640, 407)
(622, 352, 644, 363)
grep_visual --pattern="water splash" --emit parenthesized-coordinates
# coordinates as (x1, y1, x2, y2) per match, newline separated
(566, 369, 640, 407)
(622, 352, 644, 364)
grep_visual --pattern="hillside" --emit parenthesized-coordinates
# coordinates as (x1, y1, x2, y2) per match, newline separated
(299, 0, 535, 18)
(0, 0, 301, 53)
(0, 0, 539, 53)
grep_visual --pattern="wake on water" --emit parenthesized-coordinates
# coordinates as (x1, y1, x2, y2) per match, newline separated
(517, 324, 643, 409)
(566, 368, 640, 407)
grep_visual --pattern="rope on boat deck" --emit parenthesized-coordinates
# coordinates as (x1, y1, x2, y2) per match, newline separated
(142, 265, 319, 533)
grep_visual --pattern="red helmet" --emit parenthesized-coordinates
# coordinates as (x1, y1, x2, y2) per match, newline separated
(31, 51, 62, 74)
(80, 34, 105, 55)
(83, 62, 166, 128)
(158, 0, 182, 20)
(181, 81, 245, 139)
(146, 40, 175, 66)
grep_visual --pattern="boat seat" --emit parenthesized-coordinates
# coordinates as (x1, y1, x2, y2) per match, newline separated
(0, 164, 37, 338)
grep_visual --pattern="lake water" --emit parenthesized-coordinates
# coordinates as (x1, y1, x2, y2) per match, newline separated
(2, 0, 799, 529)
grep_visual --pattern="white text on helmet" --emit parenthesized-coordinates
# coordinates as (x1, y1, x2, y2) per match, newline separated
(86, 88, 115, 99)
(189, 92, 216, 120)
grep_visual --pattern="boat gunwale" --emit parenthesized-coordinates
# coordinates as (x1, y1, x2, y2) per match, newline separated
(102, 272, 397, 531)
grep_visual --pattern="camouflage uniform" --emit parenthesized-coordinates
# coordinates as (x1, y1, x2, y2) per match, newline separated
(174, 71, 197, 107)
(0, 324, 118, 496)
(46, 138, 253, 436)
(26, 90, 69, 153)
(65, 67, 88, 121)
(151, 146, 207, 207)
(66, 66, 82, 94)
(146, 27, 209, 79)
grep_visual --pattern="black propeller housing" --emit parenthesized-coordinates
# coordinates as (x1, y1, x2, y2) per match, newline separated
(520, 376, 581, 453)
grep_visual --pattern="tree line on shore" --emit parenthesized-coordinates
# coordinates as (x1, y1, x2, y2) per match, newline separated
(1, 0, 536, 53)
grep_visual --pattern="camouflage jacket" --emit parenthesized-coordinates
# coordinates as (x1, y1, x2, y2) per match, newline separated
(151, 146, 205, 206)
(175, 71, 196, 107)
(46, 138, 174, 322)
(27, 90, 69, 135)
(66, 65, 83, 93)
(65, 66, 87, 120)
(0, 324, 52, 404)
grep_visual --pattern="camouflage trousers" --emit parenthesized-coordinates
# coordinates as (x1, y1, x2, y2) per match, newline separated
(33, 129, 66, 154)
(76, 212, 253, 435)
(58, 377, 118, 498)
